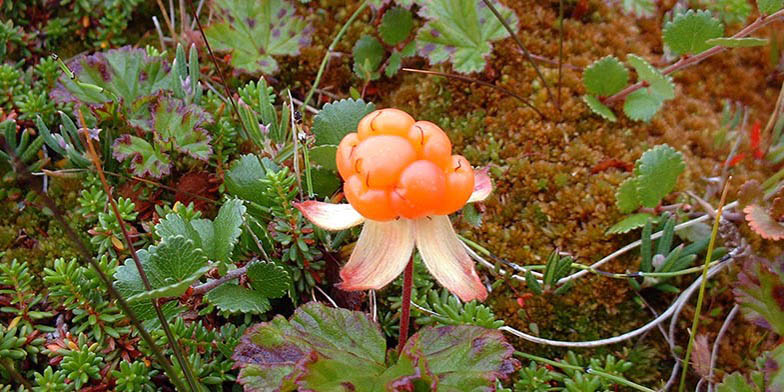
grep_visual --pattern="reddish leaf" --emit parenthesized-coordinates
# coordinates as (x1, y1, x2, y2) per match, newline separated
(745, 204, 784, 240)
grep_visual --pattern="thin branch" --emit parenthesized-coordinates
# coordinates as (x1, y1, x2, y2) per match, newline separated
(402, 68, 547, 120)
(499, 254, 735, 348)
(481, 0, 555, 108)
(707, 305, 739, 392)
(605, 9, 784, 105)
(191, 265, 249, 295)
(679, 179, 731, 392)
(189, 0, 252, 139)
(78, 110, 199, 392)
(0, 138, 187, 392)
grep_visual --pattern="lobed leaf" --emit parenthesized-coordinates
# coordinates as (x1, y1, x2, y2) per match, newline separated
(50, 47, 175, 110)
(206, 282, 271, 314)
(734, 256, 784, 335)
(233, 302, 388, 390)
(312, 98, 376, 145)
(113, 235, 209, 302)
(352, 35, 385, 81)
(146, 95, 212, 160)
(402, 325, 519, 389)
(233, 302, 518, 390)
(111, 135, 171, 178)
(705, 37, 769, 48)
(626, 54, 675, 100)
(744, 204, 784, 240)
(607, 213, 653, 234)
(615, 177, 641, 214)
(583, 95, 617, 122)
(379, 7, 414, 46)
(204, 0, 313, 75)
(662, 9, 724, 56)
(758, 0, 784, 14)
(583, 56, 629, 97)
(155, 199, 247, 262)
(633, 144, 686, 208)
(415, 0, 519, 74)
(246, 261, 292, 298)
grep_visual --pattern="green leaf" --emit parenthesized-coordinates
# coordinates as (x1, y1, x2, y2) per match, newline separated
(705, 37, 769, 47)
(147, 95, 212, 160)
(246, 261, 291, 298)
(615, 177, 641, 213)
(51, 47, 176, 111)
(633, 144, 685, 208)
(462, 203, 482, 227)
(583, 56, 628, 96)
(607, 213, 653, 234)
(663, 9, 724, 56)
(623, 89, 663, 122)
(379, 7, 414, 45)
(114, 236, 209, 302)
(622, 0, 656, 17)
(155, 199, 246, 262)
(353, 35, 385, 81)
(312, 98, 376, 145)
(401, 325, 518, 389)
(385, 50, 404, 78)
(626, 54, 675, 100)
(206, 282, 271, 314)
(310, 167, 342, 198)
(225, 154, 271, 206)
(233, 302, 518, 390)
(233, 302, 389, 390)
(583, 95, 617, 122)
(416, 0, 519, 74)
(309, 145, 338, 171)
(111, 135, 171, 178)
(204, 0, 313, 75)
(735, 257, 784, 335)
(193, 199, 247, 262)
(757, 0, 784, 14)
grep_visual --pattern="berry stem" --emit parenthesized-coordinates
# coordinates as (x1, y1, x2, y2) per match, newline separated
(397, 255, 415, 354)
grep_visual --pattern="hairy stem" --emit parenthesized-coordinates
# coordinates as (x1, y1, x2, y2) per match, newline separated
(605, 9, 784, 105)
(301, 1, 368, 109)
(78, 109, 200, 392)
(678, 179, 731, 392)
(397, 256, 414, 354)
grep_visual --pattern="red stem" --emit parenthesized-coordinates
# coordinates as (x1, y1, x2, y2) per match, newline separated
(604, 9, 784, 105)
(397, 256, 414, 354)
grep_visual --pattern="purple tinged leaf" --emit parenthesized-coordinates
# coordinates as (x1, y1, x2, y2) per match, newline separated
(735, 256, 784, 335)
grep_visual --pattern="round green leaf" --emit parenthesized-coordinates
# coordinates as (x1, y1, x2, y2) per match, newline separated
(662, 9, 724, 56)
(379, 7, 414, 46)
(583, 56, 629, 97)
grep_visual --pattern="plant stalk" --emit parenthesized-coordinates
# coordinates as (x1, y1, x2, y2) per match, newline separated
(397, 256, 414, 354)
(78, 109, 200, 392)
(301, 1, 368, 109)
(678, 179, 731, 392)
